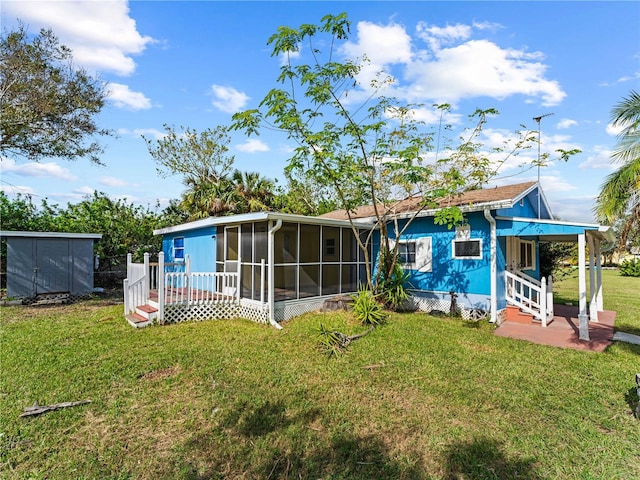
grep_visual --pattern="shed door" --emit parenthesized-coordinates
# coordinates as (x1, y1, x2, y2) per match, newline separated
(36, 239, 71, 294)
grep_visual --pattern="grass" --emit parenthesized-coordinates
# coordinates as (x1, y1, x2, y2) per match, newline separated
(1, 270, 639, 479)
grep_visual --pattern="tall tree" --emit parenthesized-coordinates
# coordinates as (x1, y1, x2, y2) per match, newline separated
(595, 90, 640, 246)
(1, 24, 111, 164)
(231, 169, 276, 213)
(232, 13, 528, 291)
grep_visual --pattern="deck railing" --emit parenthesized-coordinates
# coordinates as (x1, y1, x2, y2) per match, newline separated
(505, 270, 553, 327)
(123, 252, 242, 323)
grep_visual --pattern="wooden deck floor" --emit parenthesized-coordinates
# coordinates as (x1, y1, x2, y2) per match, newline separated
(494, 304, 616, 352)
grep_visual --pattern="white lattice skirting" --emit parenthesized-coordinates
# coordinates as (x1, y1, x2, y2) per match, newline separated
(404, 294, 489, 321)
(161, 300, 269, 325)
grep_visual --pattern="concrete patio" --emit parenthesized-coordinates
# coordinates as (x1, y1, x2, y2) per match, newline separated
(494, 304, 617, 352)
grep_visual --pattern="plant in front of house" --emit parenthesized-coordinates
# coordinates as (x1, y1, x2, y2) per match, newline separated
(620, 258, 640, 277)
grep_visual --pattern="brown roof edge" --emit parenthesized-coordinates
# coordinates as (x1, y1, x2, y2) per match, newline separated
(319, 182, 538, 221)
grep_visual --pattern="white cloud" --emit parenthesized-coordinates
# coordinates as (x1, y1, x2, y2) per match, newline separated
(0, 158, 78, 181)
(52, 186, 95, 202)
(340, 20, 565, 108)
(210, 85, 250, 113)
(557, 119, 577, 129)
(236, 139, 269, 153)
(106, 83, 151, 110)
(2, 0, 154, 76)
(0, 184, 36, 196)
(579, 146, 614, 170)
(606, 122, 625, 136)
(99, 176, 127, 187)
(117, 128, 166, 140)
(343, 21, 413, 65)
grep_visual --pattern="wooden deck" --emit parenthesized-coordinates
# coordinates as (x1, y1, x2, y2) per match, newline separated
(494, 304, 616, 352)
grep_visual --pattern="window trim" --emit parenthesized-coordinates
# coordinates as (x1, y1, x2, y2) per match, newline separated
(518, 239, 535, 270)
(452, 238, 483, 260)
(173, 236, 185, 261)
(397, 240, 417, 266)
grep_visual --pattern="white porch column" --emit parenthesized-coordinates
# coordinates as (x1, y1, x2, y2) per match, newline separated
(577, 233, 590, 340)
(587, 234, 599, 322)
(595, 237, 604, 311)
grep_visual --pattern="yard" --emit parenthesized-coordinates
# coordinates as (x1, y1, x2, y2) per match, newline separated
(1, 270, 639, 479)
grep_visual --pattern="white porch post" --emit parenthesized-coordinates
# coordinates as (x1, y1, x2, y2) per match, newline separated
(483, 209, 497, 323)
(587, 234, 599, 322)
(126, 253, 133, 280)
(267, 219, 283, 329)
(577, 233, 590, 340)
(158, 252, 165, 323)
(143, 252, 150, 301)
(595, 237, 604, 311)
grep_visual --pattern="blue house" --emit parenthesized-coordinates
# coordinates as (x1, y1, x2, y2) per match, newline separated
(123, 182, 612, 339)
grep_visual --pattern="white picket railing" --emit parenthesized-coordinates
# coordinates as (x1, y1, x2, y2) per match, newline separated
(123, 252, 241, 322)
(505, 270, 554, 327)
(163, 271, 239, 305)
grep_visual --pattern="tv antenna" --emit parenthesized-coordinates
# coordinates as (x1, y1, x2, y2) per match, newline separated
(533, 113, 554, 218)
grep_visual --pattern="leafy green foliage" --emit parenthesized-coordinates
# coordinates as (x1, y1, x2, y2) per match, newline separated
(595, 90, 640, 247)
(352, 285, 385, 326)
(620, 258, 640, 277)
(1, 24, 111, 163)
(232, 13, 539, 290)
(318, 323, 349, 357)
(144, 125, 278, 220)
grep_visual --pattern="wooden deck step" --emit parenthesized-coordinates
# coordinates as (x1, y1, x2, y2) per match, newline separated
(126, 313, 152, 329)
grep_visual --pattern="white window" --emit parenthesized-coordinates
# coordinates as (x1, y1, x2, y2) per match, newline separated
(452, 226, 482, 259)
(173, 237, 185, 260)
(390, 237, 432, 272)
(519, 240, 535, 270)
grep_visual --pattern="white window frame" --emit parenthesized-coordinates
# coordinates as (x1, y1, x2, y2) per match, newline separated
(397, 241, 417, 266)
(391, 237, 432, 272)
(173, 236, 185, 261)
(518, 239, 536, 270)
(452, 225, 482, 260)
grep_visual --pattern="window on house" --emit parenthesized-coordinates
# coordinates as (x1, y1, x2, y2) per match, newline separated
(452, 225, 482, 259)
(325, 238, 336, 256)
(398, 242, 416, 264)
(393, 237, 432, 272)
(519, 240, 535, 270)
(452, 239, 482, 259)
(173, 237, 185, 260)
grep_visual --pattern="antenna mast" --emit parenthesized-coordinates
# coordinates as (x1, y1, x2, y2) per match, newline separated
(533, 113, 554, 218)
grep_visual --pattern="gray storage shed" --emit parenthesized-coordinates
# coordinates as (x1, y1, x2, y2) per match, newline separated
(1, 231, 102, 298)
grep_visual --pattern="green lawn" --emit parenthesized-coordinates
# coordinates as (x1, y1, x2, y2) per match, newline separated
(1, 270, 639, 479)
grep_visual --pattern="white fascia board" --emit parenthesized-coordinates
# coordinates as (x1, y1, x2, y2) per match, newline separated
(494, 215, 602, 228)
(0, 230, 102, 239)
(153, 212, 376, 236)
(378, 199, 515, 222)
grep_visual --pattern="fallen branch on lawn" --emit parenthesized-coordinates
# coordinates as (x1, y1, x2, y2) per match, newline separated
(319, 324, 375, 356)
(20, 400, 91, 418)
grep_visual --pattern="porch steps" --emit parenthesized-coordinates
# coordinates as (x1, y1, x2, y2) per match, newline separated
(505, 305, 535, 325)
(126, 304, 158, 328)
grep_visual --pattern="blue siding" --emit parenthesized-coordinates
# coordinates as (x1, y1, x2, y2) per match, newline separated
(162, 226, 217, 271)
(387, 212, 494, 304)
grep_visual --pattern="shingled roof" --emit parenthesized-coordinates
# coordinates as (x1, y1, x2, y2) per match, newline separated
(319, 181, 538, 221)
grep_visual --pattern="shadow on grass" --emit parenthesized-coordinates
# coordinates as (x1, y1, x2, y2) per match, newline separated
(443, 438, 541, 480)
(175, 398, 425, 479)
(624, 386, 639, 418)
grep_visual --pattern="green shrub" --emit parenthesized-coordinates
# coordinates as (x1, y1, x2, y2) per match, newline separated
(619, 258, 640, 277)
(352, 285, 385, 326)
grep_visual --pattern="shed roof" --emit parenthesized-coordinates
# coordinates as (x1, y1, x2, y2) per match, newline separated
(0, 231, 102, 240)
(319, 181, 541, 221)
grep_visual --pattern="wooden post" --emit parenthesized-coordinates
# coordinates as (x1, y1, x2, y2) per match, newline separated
(126, 253, 133, 281)
(578, 233, 589, 341)
(595, 237, 603, 311)
(158, 252, 165, 324)
(123, 278, 129, 315)
(260, 259, 265, 305)
(540, 276, 547, 328)
(588, 234, 598, 322)
(547, 275, 554, 319)
(143, 252, 150, 302)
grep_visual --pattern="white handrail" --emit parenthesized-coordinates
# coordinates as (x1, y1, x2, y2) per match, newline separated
(505, 270, 550, 324)
(124, 274, 146, 314)
(163, 271, 240, 305)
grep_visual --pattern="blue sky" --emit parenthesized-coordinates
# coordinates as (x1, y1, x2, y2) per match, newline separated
(1, 1, 638, 223)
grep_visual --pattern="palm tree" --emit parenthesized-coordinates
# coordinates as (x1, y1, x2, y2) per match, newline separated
(231, 169, 276, 213)
(181, 176, 239, 219)
(595, 90, 640, 247)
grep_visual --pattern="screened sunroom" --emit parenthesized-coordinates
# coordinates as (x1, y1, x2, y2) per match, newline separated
(148, 212, 376, 325)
